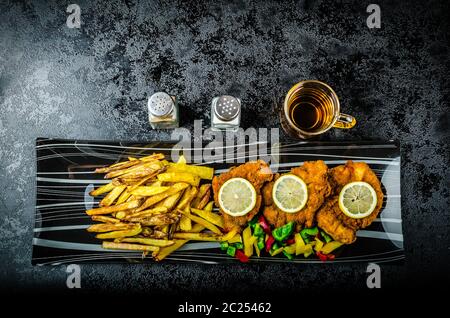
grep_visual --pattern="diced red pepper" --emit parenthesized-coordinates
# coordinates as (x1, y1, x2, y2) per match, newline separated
(258, 216, 271, 234)
(235, 249, 249, 263)
(285, 237, 295, 245)
(265, 235, 275, 252)
(316, 251, 335, 261)
(316, 251, 328, 262)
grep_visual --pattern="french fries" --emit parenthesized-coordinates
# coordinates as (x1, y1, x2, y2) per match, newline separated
(86, 200, 141, 215)
(86, 153, 224, 261)
(130, 186, 169, 196)
(91, 215, 120, 224)
(177, 209, 222, 234)
(89, 182, 115, 197)
(136, 182, 189, 212)
(100, 185, 126, 207)
(119, 237, 175, 247)
(177, 187, 198, 231)
(102, 241, 160, 253)
(191, 208, 224, 228)
(87, 223, 134, 232)
(96, 224, 142, 239)
(167, 162, 214, 180)
(157, 172, 200, 187)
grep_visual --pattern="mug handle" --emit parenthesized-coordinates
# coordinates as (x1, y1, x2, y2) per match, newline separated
(333, 113, 356, 129)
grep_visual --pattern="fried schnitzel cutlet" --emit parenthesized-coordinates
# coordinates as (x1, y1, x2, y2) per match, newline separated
(262, 160, 332, 229)
(316, 161, 384, 244)
(212, 160, 273, 232)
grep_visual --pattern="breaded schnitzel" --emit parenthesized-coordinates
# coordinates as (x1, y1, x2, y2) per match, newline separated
(316, 161, 384, 244)
(212, 160, 273, 232)
(263, 160, 332, 229)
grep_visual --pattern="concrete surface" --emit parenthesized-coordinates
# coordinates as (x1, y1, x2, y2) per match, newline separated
(0, 0, 449, 295)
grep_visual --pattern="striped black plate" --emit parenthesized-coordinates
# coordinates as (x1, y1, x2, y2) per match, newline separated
(33, 138, 403, 265)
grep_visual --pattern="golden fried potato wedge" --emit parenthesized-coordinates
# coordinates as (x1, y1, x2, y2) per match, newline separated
(157, 172, 200, 186)
(91, 215, 120, 224)
(176, 186, 198, 210)
(102, 241, 159, 252)
(124, 207, 168, 220)
(105, 161, 162, 179)
(161, 191, 184, 210)
(87, 223, 134, 233)
(195, 189, 211, 209)
(86, 200, 141, 215)
(204, 201, 214, 212)
(96, 224, 141, 239)
(177, 209, 222, 234)
(167, 163, 214, 180)
(191, 208, 224, 228)
(116, 188, 133, 204)
(120, 237, 174, 247)
(95, 160, 140, 173)
(89, 182, 115, 197)
(128, 213, 179, 226)
(221, 228, 238, 242)
(130, 186, 169, 196)
(99, 185, 126, 207)
(136, 183, 189, 212)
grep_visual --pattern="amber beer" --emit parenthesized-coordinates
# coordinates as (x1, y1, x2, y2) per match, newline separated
(281, 80, 356, 139)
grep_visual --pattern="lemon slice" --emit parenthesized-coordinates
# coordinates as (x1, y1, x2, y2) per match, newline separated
(272, 174, 308, 213)
(218, 178, 257, 217)
(339, 181, 378, 218)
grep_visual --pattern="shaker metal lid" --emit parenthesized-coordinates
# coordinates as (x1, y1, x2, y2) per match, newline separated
(214, 95, 240, 121)
(148, 92, 174, 117)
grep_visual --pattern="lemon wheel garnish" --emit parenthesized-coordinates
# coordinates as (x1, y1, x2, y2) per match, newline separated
(272, 174, 308, 213)
(218, 178, 257, 217)
(339, 181, 378, 219)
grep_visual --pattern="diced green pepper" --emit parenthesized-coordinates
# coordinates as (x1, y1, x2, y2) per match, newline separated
(257, 237, 265, 250)
(272, 242, 280, 251)
(226, 245, 237, 257)
(234, 242, 244, 250)
(248, 217, 258, 228)
(282, 250, 294, 260)
(300, 226, 318, 242)
(272, 221, 295, 242)
(253, 223, 264, 237)
(320, 230, 332, 243)
(220, 241, 229, 251)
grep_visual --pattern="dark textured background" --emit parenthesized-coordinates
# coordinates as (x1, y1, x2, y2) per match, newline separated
(0, 0, 449, 296)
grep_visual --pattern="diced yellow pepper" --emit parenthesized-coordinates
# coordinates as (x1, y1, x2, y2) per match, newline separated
(270, 247, 284, 256)
(314, 238, 324, 252)
(284, 244, 296, 255)
(253, 239, 260, 257)
(243, 226, 254, 257)
(321, 241, 344, 254)
(303, 244, 314, 258)
(295, 233, 305, 255)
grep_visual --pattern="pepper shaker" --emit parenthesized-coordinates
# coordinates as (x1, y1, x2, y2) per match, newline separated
(210, 95, 241, 131)
(148, 92, 179, 129)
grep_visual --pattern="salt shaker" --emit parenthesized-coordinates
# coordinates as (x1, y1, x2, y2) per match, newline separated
(148, 92, 179, 129)
(210, 95, 241, 131)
